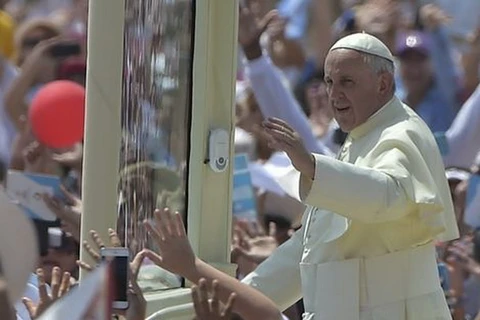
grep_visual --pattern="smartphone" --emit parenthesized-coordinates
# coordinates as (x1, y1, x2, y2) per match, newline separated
(101, 247, 129, 310)
(50, 43, 81, 58)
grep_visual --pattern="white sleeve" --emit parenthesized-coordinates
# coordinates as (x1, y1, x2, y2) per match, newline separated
(245, 55, 334, 156)
(444, 84, 480, 168)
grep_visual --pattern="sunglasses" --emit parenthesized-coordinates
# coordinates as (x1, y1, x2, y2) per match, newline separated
(21, 37, 50, 49)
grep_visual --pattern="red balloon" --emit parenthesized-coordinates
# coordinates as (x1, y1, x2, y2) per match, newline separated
(29, 80, 86, 149)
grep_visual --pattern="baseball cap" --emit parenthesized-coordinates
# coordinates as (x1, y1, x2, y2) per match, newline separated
(396, 31, 431, 57)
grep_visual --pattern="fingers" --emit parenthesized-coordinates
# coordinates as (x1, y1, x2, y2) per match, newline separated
(82, 241, 101, 262)
(268, 222, 277, 238)
(144, 218, 164, 244)
(235, 219, 254, 239)
(142, 249, 163, 267)
(76, 260, 94, 272)
(22, 297, 36, 318)
(130, 250, 146, 280)
(210, 280, 220, 316)
(36, 268, 49, 303)
(233, 226, 251, 250)
(191, 285, 203, 318)
(42, 194, 77, 224)
(60, 185, 78, 206)
(145, 208, 183, 243)
(157, 208, 174, 236)
(50, 267, 61, 299)
(90, 230, 106, 250)
(108, 228, 122, 247)
(173, 212, 186, 237)
(222, 292, 236, 319)
(194, 279, 210, 317)
(58, 272, 71, 297)
(259, 10, 279, 34)
(252, 220, 265, 237)
(264, 117, 295, 133)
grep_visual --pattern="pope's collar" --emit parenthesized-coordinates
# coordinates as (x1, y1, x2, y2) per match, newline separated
(349, 96, 399, 140)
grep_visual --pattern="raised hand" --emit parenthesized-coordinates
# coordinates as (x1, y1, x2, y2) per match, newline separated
(51, 143, 83, 172)
(76, 228, 146, 320)
(238, 0, 278, 59)
(43, 186, 82, 242)
(76, 229, 123, 272)
(191, 279, 236, 320)
(419, 4, 452, 31)
(143, 208, 196, 277)
(22, 267, 71, 319)
(231, 220, 279, 265)
(263, 118, 315, 179)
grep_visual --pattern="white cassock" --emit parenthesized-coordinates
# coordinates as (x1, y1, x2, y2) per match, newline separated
(242, 91, 459, 318)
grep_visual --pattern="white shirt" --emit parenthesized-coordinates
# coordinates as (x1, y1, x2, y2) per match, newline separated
(444, 83, 480, 168)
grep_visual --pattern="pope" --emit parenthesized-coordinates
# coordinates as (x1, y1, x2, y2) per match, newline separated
(241, 32, 459, 320)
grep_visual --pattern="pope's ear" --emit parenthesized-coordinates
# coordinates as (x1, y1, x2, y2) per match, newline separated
(377, 71, 394, 96)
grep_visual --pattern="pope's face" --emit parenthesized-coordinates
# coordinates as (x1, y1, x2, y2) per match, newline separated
(324, 49, 383, 132)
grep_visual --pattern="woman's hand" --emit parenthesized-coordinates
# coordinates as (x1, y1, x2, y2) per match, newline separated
(43, 187, 82, 242)
(143, 208, 197, 278)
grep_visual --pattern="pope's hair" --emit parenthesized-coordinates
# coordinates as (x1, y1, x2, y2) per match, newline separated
(360, 52, 396, 93)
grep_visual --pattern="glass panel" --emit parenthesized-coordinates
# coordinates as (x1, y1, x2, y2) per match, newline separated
(119, 0, 194, 291)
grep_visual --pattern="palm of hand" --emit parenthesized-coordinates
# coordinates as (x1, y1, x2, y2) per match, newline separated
(238, 9, 262, 47)
(246, 236, 278, 261)
(155, 233, 196, 275)
(144, 209, 196, 277)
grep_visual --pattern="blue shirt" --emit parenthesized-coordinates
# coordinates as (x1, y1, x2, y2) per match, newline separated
(397, 81, 456, 133)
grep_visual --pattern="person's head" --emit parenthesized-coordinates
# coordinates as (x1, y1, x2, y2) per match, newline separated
(396, 31, 433, 98)
(324, 33, 395, 132)
(294, 69, 329, 118)
(14, 18, 61, 66)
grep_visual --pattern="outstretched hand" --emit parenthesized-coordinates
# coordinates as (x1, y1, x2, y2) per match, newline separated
(231, 220, 279, 265)
(22, 267, 71, 319)
(43, 186, 82, 242)
(143, 208, 196, 278)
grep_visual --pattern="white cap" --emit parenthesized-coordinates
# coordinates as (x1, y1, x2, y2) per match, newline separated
(329, 32, 394, 62)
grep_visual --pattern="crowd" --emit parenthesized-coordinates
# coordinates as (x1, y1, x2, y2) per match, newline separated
(0, 0, 479, 319)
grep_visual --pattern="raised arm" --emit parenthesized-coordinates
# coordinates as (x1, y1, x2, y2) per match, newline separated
(264, 118, 449, 225)
(238, 3, 333, 156)
(4, 38, 60, 131)
(143, 209, 283, 320)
